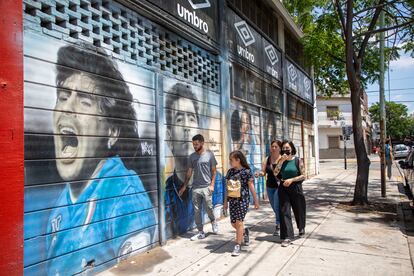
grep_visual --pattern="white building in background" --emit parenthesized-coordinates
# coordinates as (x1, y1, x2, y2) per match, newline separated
(317, 92, 372, 159)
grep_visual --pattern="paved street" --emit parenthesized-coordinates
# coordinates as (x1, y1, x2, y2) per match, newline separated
(100, 157, 414, 276)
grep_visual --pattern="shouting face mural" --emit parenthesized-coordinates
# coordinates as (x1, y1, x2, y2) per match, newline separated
(24, 44, 157, 275)
(54, 73, 117, 181)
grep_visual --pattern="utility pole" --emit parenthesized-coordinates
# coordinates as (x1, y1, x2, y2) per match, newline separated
(379, 10, 386, 197)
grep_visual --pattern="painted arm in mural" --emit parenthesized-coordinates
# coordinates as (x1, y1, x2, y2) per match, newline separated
(283, 159, 306, 187)
(178, 167, 193, 197)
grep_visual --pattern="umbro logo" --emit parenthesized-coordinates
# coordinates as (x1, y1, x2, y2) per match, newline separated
(304, 78, 311, 92)
(288, 64, 298, 82)
(234, 21, 256, 47)
(264, 45, 279, 65)
(188, 0, 211, 9)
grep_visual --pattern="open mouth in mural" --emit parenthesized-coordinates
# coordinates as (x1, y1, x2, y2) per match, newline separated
(59, 125, 79, 160)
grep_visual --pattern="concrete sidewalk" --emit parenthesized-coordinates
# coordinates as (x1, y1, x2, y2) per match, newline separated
(100, 160, 413, 276)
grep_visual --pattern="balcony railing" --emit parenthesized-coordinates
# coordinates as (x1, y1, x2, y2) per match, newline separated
(318, 112, 353, 127)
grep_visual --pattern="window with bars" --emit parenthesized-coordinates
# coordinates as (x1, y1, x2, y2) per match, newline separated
(232, 63, 283, 112)
(23, 0, 220, 90)
(227, 0, 278, 45)
(328, 136, 340, 149)
(284, 29, 310, 74)
(288, 94, 314, 123)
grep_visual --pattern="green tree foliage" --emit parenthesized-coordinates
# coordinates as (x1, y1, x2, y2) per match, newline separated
(283, 0, 414, 204)
(369, 102, 414, 138)
(283, 0, 413, 96)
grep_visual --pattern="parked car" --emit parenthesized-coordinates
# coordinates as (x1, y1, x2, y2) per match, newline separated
(394, 144, 410, 159)
(399, 151, 414, 201)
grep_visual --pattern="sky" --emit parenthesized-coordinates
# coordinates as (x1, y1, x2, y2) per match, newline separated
(366, 51, 414, 117)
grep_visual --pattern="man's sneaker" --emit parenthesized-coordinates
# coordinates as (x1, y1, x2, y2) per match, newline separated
(231, 244, 241, 256)
(281, 239, 292, 247)
(299, 228, 305, 237)
(212, 221, 219, 234)
(243, 228, 250, 246)
(190, 231, 205, 241)
(273, 225, 280, 236)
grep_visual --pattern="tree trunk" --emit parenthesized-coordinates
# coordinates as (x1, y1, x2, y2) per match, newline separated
(343, 1, 371, 205)
(350, 81, 371, 205)
(346, 61, 371, 205)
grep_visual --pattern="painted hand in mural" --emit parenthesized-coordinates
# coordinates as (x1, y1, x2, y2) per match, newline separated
(178, 185, 186, 197)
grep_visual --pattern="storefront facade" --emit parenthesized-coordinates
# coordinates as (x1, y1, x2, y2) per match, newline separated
(0, 0, 316, 274)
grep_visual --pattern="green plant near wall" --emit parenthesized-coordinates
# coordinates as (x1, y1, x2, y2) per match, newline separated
(327, 109, 342, 120)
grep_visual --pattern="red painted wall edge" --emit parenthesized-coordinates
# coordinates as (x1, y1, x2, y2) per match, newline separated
(0, 0, 24, 274)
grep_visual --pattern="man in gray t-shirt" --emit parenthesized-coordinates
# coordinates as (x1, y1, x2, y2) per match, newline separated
(179, 134, 218, 240)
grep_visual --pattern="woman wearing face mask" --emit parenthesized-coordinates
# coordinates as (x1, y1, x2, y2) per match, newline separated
(273, 140, 306, 247)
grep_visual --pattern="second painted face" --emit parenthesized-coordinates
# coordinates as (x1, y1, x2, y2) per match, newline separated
(54, 73, 110, 181)
(170, 97, 199, 157)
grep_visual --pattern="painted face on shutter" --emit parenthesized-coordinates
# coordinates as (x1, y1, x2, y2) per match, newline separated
(53, 73, 110, 181)
(170, 97, 199, 157)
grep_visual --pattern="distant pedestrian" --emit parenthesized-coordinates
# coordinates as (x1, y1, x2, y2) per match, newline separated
(178, 134, 219, 240)
(224, 150, 259, 256)
(255, 140, 282, 236)
(384, 139, 394, 179)
(274, 140, 306, 247)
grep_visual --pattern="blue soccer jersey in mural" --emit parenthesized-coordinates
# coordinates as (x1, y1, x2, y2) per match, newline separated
(44, 157, 156, 275)
(165, 171, 224, 236)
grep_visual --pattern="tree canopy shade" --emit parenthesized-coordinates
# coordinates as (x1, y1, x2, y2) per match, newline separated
(283, 0, 414, 204)
(369, 101, 414, 139)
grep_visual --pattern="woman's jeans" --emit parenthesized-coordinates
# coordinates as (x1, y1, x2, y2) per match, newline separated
(266, 187, 281, 225)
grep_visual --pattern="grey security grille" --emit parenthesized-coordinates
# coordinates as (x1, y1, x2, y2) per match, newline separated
(23, 0, 220, 90)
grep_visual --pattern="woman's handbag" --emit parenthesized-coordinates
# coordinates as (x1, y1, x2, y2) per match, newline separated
(227, 179, 241, 198)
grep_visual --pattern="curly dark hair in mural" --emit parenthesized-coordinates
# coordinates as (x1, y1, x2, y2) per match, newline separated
(55, 45, 141, 162)
(230, 105, 251, 151)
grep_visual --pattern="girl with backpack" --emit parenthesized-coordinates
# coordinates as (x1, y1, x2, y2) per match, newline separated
(224, 150, 260, 256)
(273, 140, 306, 247)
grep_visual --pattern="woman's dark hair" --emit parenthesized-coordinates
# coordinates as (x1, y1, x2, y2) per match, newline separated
(281, 140, 297, 155)
(229, 150, 250, 170)
(271, 140, 282, 148)
(55, 44, 141, 161)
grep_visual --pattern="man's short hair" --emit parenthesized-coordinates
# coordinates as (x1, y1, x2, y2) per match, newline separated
(165, 83, 199, 126)
(192, 134, 204, 143)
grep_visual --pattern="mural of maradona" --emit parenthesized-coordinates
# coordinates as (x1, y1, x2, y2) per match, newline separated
(164, 81, 224, 237)
(45, 45, 156, 275)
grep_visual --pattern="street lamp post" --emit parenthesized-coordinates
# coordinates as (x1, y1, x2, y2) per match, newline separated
(341, 120, 347, 170)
